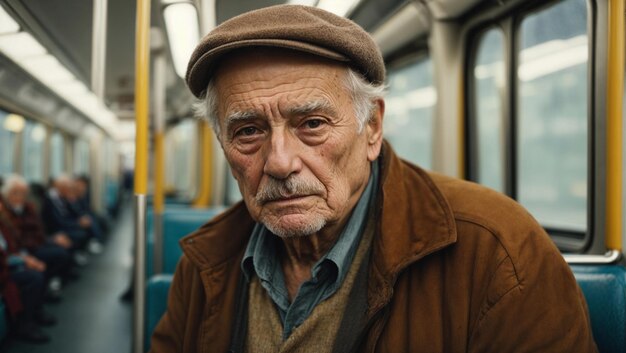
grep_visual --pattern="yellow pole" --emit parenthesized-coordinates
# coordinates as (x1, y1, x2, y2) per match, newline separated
(134, 2, 150, 195)
(606, 0, 624, 251)
(133, 0, 150, 351)
(192, 121, 213, 208)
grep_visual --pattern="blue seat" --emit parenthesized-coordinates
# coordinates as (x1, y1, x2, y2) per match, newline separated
(144, 274, 174, 351)
(146, 206, 225, 277)
(572, 265, 626, 353)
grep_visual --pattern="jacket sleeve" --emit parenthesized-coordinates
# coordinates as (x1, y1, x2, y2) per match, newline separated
(468, 230, 598, 353)
(149, 256, 193, 353)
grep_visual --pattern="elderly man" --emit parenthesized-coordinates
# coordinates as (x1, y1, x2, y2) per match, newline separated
(151, 5, 597, 352)
(1, 174, 72, 287)
(41, 175, 91, 254)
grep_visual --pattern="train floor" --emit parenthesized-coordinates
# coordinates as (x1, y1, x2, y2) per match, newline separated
(3, 202, 134, 353)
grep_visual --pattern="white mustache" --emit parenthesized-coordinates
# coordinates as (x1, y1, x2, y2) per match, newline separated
(255, 176, 324, 204)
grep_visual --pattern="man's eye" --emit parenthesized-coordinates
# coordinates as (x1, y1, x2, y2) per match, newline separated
(304, 119, 324, 129)
(236, 126, 259, 136)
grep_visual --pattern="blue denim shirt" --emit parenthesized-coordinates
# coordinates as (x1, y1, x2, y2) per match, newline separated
(242, 161, 378, 339)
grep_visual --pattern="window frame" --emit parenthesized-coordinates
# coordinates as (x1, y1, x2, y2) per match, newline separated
(464, 0, 598, 252)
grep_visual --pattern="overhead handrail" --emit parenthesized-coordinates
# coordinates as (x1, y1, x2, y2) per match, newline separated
(133, 0, 150, 351)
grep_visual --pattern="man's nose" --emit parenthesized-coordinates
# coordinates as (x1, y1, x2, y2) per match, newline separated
(263, 130, 302, 180)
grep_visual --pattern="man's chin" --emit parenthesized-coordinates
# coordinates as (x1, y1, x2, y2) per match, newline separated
(262, 215, 326, 239)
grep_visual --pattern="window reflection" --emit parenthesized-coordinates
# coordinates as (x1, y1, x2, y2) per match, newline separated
(473, 27, 506, 192)
(50, 131, 65, 178)
(517, 0, 588, 232)
(22, 121, 46, 181)
(0, 109, 16, 175)
(165, 120, 197, 199)
(384, 56, 436, 169)
(73, 139, 90, 175)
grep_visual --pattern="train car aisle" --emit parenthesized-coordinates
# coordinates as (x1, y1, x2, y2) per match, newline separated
(5, 202, 133, 353)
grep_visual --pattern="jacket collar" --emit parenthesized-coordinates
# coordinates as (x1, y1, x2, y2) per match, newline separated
(180, 141, 457, 290)
(366, 141, 457, 313)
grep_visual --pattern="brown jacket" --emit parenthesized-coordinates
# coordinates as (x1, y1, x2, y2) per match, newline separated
(0, 199, 47, 252)
(150, 142, 597, 352)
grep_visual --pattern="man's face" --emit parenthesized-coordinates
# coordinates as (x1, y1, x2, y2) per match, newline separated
(214, 49, 383, 238)
(7, 183, 28, 209)
(57, 181, 75, 201)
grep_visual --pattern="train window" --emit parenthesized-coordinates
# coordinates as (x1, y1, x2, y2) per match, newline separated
(165, 120, 197, 199)
(74, 139, 90, 175)
(384, 56, 436, 168)
(50, 131, 65, 178)
(472, 27, 506, 192)
(22, 120, 47, 181)
(517, 0, 588, 232)
(0, 109, 18, 175)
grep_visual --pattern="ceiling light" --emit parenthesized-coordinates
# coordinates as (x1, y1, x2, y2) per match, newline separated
(4, 113, 25, 133)
(55, 80, 89, 99)
(0, 32, 46, 59)
(22, 54, 75, 83)
(316, 0, 361, 16)
(0, 6, 19, 34)
(163, 2, 200, 78)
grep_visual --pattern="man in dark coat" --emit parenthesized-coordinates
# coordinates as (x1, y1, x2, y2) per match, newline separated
(41, 175, 90, 253)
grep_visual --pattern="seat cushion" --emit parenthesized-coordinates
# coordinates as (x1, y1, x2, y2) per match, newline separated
(144, 274, 174, 351)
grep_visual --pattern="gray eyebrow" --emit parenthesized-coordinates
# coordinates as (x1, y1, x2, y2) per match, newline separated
(223, 100, 336, 133)
(287, 100, 336, 117)
(224, 110, 260, 133)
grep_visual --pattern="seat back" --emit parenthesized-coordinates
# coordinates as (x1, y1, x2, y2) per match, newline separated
(571, 265, 626, 353)
(146, 206, 225, 277)
(144, 274, 174, 351)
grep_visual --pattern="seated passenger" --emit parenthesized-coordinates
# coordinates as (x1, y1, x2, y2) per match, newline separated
(150, 6, 598, 352)
(0, 175, 73, 294)
(69, 176, 104, 253)
(0, 213, 54, 344)
(41, 175, 90, 257)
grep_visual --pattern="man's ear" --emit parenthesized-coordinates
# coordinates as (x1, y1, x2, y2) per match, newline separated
(366, 98, 384, 162)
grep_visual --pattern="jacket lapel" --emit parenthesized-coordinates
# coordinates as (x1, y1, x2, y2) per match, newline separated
(366, 141, 458, 315)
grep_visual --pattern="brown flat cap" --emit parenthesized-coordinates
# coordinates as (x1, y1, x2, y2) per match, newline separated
(185, 4, 385, 98)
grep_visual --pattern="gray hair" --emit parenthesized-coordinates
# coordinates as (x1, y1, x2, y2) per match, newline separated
(1, 174, 27, 198)
(53, 174, 72, 187)
(193, 67, 386, 137)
